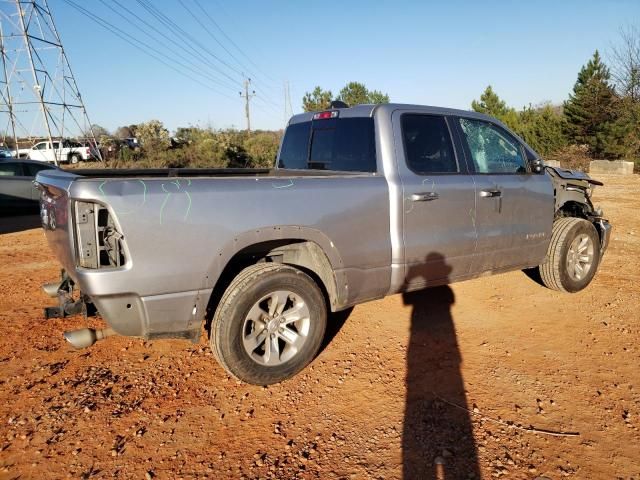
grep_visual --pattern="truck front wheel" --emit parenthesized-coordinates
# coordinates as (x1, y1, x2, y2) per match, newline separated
(210, 263, 327, 385)
(539, 217, 601, 293)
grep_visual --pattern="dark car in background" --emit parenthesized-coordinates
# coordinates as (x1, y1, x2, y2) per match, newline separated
(0, 158, 59, 212)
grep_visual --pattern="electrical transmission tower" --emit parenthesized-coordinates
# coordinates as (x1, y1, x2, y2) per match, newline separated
(0, 0, 101, 164)
(239, 77, 255, 133)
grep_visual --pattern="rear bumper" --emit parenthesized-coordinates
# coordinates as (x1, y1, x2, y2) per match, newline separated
(88, 288, 211, 339)
(596, 218, 612, 255)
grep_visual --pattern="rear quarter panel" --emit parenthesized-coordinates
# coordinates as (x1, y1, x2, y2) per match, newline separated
(68, 174, 391, 330)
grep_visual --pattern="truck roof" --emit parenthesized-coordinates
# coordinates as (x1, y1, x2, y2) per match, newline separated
(288, 103, 497, 125)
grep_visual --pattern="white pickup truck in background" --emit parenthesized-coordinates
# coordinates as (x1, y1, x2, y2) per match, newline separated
(14, 139, 94, 164)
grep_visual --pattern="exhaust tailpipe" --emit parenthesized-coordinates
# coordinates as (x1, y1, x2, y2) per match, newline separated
(42, 280, 63, 298)
(63, 327, 116, 349)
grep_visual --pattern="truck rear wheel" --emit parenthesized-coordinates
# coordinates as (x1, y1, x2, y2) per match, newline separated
(69, 153, 81, 164)
(210, 263, 327, 385)
(539, 217, 601, 293)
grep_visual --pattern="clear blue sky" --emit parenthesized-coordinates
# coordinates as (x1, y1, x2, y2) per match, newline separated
(47, 0, 640, 133)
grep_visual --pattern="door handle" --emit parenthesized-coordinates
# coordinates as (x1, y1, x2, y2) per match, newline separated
(479, 189, 502, 198)
(411, 192, 439, 202)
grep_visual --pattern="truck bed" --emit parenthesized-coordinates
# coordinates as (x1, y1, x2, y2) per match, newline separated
(67, 168, 364, 179)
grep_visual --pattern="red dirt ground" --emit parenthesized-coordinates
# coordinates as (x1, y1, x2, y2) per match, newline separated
(0, 174, 638, 479)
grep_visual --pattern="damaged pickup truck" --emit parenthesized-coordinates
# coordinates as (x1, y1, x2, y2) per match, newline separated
(36, 103, 612, 385)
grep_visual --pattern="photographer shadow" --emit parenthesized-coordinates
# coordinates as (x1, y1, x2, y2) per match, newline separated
(402, 252, 480, 479)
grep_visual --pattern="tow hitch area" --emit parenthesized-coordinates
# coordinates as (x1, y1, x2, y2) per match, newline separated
(42, 270, 96, 319)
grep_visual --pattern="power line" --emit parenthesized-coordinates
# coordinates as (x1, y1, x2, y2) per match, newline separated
(95, 0, 238, 92)
(56, 0, 283, 130)
(191, 0, 280, 87)
(135, 0, 283, 114)
(60, 0, 235, 100)
(132, 0, 240, 86)
(106, 0, 238, 91)
(134, 0, 244, 85)
(177, 0, 246, 73)
(253, 95, 281, 116)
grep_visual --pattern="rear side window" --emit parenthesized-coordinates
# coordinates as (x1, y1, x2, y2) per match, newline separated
(401, 114, 457, 173)
(278, 117, 377, 172)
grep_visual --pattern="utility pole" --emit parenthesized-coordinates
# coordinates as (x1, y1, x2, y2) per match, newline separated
(239, 77, 255, 133)
(283, 80, 293, 125)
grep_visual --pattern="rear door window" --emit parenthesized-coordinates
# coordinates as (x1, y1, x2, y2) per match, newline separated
(401, 114, 458, 173)
(278, 117, 377, 172)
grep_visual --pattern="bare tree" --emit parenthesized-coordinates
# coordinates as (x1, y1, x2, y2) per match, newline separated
(610, 26, 640, 101)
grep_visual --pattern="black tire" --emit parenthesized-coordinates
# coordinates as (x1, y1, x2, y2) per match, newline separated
(69, 153, 81, 164)
(539, 217, 601, 293)
(210, 263, 327, 385)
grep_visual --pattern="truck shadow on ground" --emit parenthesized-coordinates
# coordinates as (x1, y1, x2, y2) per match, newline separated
(321, 306, 353, 352)
(402, 253, 480, 480)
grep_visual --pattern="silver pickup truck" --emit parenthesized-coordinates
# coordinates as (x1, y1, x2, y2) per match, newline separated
(36, 103, 611, 385)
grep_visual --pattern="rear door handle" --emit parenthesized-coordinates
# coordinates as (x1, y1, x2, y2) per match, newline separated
(411, 192, 439, 202)
(479, 189, 502, 198)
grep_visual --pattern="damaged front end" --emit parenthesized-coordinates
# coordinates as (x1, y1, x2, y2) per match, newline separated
(546, 166, 612, 256)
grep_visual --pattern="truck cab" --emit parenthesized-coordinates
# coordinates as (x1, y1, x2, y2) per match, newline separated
(280, 104, 585, 291)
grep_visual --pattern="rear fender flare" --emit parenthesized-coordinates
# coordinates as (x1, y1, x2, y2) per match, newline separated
(204, 226, 347, 310)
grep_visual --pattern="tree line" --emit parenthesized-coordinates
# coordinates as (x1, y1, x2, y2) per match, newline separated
(472, 45, 639, 163)
(301, 28, 638, 168)
(88, 27, 637, 170)
(92, 122, 281, 169)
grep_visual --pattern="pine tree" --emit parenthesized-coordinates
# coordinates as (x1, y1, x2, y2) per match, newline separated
(564, 51, 618, 158)
(302, 87, 333, 112)
(471, 85, 521, 132)
(338, 82, 390, 106)
(518, 104, 568, 156)
(302, 82, 389, 111)
(472, 85, 510, 118)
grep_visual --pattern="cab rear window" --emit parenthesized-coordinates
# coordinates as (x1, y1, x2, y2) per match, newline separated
(278, 117, 376, 172)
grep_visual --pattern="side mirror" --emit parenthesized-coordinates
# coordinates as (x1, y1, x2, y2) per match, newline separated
(531, 158, 544, 174)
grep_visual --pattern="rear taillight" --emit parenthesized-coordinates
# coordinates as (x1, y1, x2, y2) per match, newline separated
(86, 147, 90, 155)
(39, 184, 68, 230)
